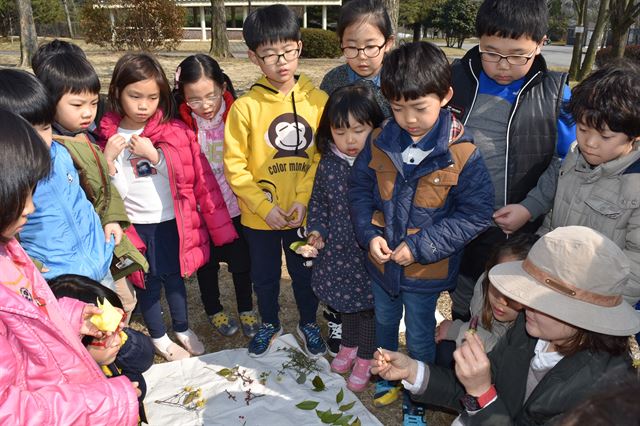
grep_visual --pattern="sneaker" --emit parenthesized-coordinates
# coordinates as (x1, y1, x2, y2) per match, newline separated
(239, 311, 260, 338)
(402, 391, 427, 426)
(175, 329, 205, 355)
(323, 307, 342, 356)
(347, 357, 372, 392)
(248, 323, 282, 357)
(330, 345, 358, 374)
(210, 311, 239, 337)
(373, 379, 403, 407)
(297, 322, 327, 357)
(154, 341, 191, 361)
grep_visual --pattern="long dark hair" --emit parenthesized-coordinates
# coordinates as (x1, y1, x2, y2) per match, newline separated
(0, 110, 51, 243)
(174, 54, 236, 106)
(315, 84, 384, 154)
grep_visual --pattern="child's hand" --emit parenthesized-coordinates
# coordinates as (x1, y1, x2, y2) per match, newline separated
(265, 205, 288, 230)
(453, 331, 492, 397)
(391, 242, 415, 266)
(80, 304, 105, 338)
(435, 319, 453, 343)
(285, 202, 306, 228)
(369, 236, 392, 264)
(371, 348, 418, 384)
(307, 231, 325, 249)
(493, 204, 531, 235)
(131, 381, 142, 398)
(104, 222, 123, 245)
(129, 134, 160, 164)
(104, 134, 127, 162)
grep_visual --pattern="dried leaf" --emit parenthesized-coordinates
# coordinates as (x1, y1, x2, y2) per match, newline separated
(350, 417, 362, 426)
(321, 411, 342, 424)
(296, 372, 307, 384)
(339, 401, 356, 412)
(312, 375, 326, 392)
(336, 388, 344, 403)
(183, 392, 196, 405)
(296, 400, 320, 410)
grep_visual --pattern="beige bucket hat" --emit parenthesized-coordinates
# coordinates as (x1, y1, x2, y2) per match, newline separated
(488, 226, 640, 336)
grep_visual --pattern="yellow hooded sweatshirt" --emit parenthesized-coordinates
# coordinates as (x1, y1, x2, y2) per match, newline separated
(224, 74, 327, 230)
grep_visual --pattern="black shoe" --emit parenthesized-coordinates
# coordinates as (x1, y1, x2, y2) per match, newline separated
(323, 306, 342, 357)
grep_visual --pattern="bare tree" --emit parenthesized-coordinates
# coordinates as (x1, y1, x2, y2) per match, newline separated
(209, 0, 231, 57)
(577, 0, 609, 80)
(609, 0, 640, 58)
(16, 0, 37, 68)
(62, 0, 75, 38)
(568, 0, 588, 80)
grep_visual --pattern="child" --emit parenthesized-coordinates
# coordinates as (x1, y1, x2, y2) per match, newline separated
(320, 0, 394, 119)
(374, 226, 639, 424)
(30, 53, 148, 318)
(306, 85, 384, 391)
(348, 41, 494, 422)
(49, 274, 154, 423)
(224, 4, 328, 358)
(538, 60, 640, 306)
(0, 109, 139, 425)
(174, 54, 259, 338)
(98, 53, 238, 361)
(450, 0, 576, 321)
(435, 234, 536, 368)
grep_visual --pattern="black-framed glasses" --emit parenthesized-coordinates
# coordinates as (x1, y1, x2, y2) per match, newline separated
(186, 94, 222, 109)
(478, 48, 537, 66)
(257, 48, 301, 65)
(341, 42, 387, 59)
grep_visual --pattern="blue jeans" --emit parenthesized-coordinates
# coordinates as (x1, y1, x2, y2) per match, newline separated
(243, 226, 319, 327)
(372, 281, 438, 363)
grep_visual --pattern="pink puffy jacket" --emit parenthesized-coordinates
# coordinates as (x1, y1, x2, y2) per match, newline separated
(0, 239, 138, 425)
(98, 110, 238, 277)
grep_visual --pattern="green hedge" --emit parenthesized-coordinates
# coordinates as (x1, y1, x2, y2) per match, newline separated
(595, 45, 640, 67)
(300, 28, 342, 58)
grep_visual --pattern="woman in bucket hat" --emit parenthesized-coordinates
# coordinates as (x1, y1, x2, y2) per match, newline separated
(373, 226, 640, 425)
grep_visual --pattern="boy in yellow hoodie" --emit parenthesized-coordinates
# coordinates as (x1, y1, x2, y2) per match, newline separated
(224, 4, 328, 357)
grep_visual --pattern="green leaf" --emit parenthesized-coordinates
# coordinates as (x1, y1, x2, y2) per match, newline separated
(289, 240, 307, 252)
(350, 417, 361, 426)
(316, 409, 329, 420)
(320, 411, 342, 424)
(332, 414, 353, 425)
(216, 368, 232, 377)
(336, 388, 344, 403)
(312, 375, 326, 392)
(296, 400, 319, 410)
(296, 372, 307, 384)
(339, 401, 356, 412)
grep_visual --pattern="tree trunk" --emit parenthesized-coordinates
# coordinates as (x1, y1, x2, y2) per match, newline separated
(610, 27, 628, 57)
(209, 0, 231, 58)
(62, 0, 75, 38)
(568, 0, 588, 81)
(609, 0, 640, 58)
(412, 22, 421, 42)
(578, 0, 609, 80)
(16, 0, 37, 68)
(382, 0, 399, 38)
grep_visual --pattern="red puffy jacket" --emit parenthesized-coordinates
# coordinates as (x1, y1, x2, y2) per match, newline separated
(97, 110, 238, 278)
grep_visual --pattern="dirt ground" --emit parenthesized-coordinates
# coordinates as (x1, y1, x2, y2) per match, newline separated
(0, 38, 454, 425)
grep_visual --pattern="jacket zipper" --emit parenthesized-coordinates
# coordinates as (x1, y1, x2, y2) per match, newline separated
(503, 71, 541, 206)
(464, 60, 479, 126)
(162, 145, 189, 277)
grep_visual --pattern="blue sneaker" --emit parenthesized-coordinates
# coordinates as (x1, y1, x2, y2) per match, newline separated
(248, 323, 282, 357)
(297, 322, 327, 357)
(373, 380, 402, 407)
(403, 391, 427, 426)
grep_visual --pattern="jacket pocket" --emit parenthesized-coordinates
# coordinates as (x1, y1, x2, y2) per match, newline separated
(405, 258, 449, 280)
(585, 197, 622, 219)
(414, 170, 459, 209)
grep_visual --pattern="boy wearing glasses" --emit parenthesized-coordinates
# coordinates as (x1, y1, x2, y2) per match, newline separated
(447, 0, 576, 322)
(224, 4, 328, 357)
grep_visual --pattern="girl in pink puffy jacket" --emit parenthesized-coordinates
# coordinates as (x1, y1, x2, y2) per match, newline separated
(0, 110, 139, 425)
(99, 53, 238, 361)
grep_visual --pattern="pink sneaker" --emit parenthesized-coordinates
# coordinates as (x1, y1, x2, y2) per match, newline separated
(330, 345, 358, 374)
(347, 357, 372, 392)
